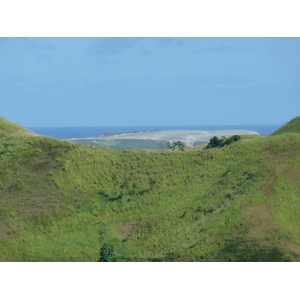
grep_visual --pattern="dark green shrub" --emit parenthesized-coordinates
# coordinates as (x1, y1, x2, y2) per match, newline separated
(164, 252, 180, 262)
(98, 244, 118, 262)
(205, 135, 241, 149)
(206, 136, 221, 148)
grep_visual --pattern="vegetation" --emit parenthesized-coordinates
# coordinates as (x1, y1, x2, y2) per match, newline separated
(98, 244, 117, 262)
(271, 116, 300, 135)
(1, 116, 300, 262)
(0, 117, 38, 137)
(166, 140, 185, 151)
(205, 135, 241, 149)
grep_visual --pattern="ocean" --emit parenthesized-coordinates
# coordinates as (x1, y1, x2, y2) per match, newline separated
(28, 125, 281, 140)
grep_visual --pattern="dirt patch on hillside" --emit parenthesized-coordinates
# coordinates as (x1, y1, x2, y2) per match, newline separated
(277, 240, 300, 261)
(243, 203, 272, 221)
(260, 178, 278, 198)
(118, 218, 141, 239)
(241, 200, 300, 260)
(242, 202, 280, 240)
(246, 221, 281, 240)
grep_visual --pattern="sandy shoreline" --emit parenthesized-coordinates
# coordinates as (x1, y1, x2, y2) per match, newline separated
(67, 129, 259, 147)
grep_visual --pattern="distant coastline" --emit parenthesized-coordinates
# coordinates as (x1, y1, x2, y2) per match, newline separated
(28, 124, 281, 140)
(66, 129, 260, 149)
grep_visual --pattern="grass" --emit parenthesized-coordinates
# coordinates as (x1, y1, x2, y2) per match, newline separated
(0, 117, 38, 136)
(271, 116, 300, 135)
(1, 117, 300, 261)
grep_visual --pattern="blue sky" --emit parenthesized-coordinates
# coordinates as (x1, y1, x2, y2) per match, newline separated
(1, 37, 299, 127)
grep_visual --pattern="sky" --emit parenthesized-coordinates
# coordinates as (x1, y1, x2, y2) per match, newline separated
(1, 37, 300, 127)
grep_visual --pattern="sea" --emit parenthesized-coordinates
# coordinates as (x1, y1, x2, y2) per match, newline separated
(28, 124, 281, 140)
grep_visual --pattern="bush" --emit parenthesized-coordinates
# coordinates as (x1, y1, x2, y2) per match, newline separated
(205, 135, 241, 149)
(98, 244, 117, 262)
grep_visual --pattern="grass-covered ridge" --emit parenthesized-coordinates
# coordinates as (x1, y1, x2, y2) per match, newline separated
(0, 117, 300, 261)
(271, 116, 300, 135)
(0, 117, 39, 137)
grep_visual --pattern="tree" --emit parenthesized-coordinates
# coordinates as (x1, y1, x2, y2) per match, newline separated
(98, 244, 117, 262)
(166, 140, 185, 151)
(205, 135, 241, 149)
(207, 136, 221, 148)
(232, 135, 242, 142)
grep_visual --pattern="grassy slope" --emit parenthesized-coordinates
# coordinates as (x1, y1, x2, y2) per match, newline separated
(0, 117, 38, 137)
(0, 118, 300, 261)
(272, 116, 300, 135)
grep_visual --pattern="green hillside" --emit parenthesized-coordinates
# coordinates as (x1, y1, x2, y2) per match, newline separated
(272, 116, 300, 135)
(1, 117, 300, 261)
(0, 117, 38, 137)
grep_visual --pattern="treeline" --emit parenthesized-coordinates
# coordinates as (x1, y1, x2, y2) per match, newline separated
(205, 135, 241, 149)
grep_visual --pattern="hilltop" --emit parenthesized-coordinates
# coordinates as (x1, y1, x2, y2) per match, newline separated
(0, 117, 39, 137)
(271, 116, 300, 135)
(0, 117, 300, 261)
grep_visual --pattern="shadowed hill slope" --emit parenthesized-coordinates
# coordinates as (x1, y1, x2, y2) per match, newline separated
(0, 118, 300, 261)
